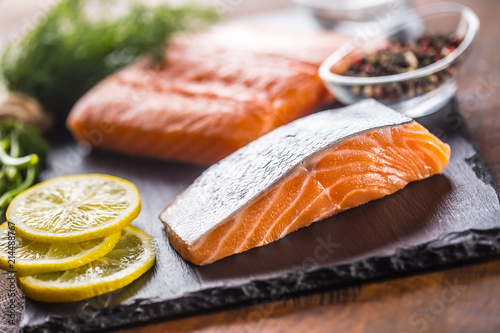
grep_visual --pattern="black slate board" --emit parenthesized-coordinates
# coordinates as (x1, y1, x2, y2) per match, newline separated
(19, 99, 500, 332)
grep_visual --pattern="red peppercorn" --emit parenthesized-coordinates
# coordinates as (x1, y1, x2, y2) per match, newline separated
(419, 38, 429, 53)
(373, 86, 383, 98)
(351, 54, 363, 67)
(441, 45, 455, 57)
(361, 64, 373, 74)
(448, 33, 461, 46)
(341, 33, 463, 101)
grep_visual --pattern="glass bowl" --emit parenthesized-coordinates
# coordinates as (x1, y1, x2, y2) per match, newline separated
(292, 0, 414, 30)
(318, 3, 479, 117)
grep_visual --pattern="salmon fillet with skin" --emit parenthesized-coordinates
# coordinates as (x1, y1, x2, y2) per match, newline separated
(66, 25, 350, 165)
(159, 100, 451, 265)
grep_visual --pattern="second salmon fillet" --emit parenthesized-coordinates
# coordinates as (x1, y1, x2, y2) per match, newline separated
(66, 25, 349, 165)
(160, 100, 451, 265)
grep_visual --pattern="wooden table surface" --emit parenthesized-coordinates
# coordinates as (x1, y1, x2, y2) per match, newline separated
(115, 1, 500, 332)
(1, 0, 500, 332)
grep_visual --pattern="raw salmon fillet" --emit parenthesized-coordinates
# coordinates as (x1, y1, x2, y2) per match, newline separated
(66, 25, 350, 165)
(159, 100, 451, 265)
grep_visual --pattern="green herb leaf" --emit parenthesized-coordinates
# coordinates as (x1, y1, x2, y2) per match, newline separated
(0, 0, 218, 121)
(0, 121, 49, 214)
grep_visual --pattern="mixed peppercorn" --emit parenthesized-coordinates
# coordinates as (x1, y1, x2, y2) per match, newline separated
(343, 34, 463, 101)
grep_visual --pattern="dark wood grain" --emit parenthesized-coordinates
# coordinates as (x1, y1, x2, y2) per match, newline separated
(0, 272, 22, 333)
(113, 258, 500, 333)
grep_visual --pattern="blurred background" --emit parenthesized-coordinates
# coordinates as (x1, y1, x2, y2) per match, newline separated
(0, 0, 291, 50)
(0, 0, 420, 49)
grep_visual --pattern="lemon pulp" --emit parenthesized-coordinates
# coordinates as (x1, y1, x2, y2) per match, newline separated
(18, 225, 156, 303)
(0, 223, 120, 275)
(7, 174, 140, 242)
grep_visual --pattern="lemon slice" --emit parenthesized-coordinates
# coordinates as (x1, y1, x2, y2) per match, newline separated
(18, 225, 156, 303)
(0, 223, 120, 275)
(6, 174, 140, 243)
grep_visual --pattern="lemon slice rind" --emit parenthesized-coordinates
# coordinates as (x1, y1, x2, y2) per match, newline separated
(6, 174, 141, 243)
(18, 225, 156, 303)
(0, 223, 121, 276)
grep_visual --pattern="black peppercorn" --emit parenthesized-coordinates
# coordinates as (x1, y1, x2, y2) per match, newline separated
(341, 34, 463, 101)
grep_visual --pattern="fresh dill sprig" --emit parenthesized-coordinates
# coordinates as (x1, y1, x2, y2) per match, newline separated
(0, 0, 218, 121)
